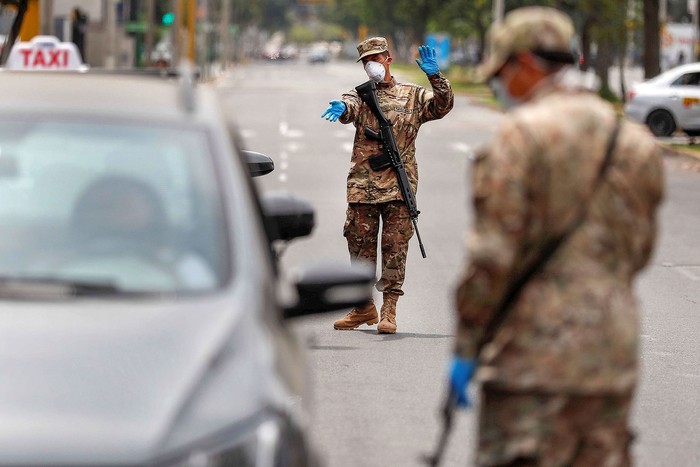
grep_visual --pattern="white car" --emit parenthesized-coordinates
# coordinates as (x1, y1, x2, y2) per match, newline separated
(625, 62, 700, 137)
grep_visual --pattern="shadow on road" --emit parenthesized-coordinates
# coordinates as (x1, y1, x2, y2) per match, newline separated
(308, 345, 360, 351)
(353, 330, 454, 340)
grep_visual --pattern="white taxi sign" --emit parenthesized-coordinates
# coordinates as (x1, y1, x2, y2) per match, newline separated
(5, 36, 87, 71)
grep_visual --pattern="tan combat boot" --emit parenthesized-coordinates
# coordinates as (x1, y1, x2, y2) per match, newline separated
(377, 293, 399, 334)
(333, 300, 379, 330)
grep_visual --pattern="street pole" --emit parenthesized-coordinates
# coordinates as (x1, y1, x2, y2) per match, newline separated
(493, 0, 504, 25)
(40, 0, 53, 35)
(187, 0, 195, 62)
(660, 0, 667, 23)
(695, 1, 700, 61)
(105, 0, 116, 68)
(220, 0, 230, 67)
(145, 0, 155, 66)
(172, 0, 182, 65)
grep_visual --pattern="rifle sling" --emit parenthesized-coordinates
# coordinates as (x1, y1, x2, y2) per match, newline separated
(476, 119, 621, 354)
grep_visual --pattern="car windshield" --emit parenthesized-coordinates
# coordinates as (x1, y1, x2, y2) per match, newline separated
(0, 119, 229, 296)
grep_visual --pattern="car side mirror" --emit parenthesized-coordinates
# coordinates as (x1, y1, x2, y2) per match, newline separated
(242, 150, 274, 177)
(262, 192, 315, 242)
(284, 261, 375, 318)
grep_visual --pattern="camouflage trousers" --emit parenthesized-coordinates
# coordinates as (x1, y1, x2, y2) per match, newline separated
(343, 201, 414, 295)
(476, 386, 634, 467)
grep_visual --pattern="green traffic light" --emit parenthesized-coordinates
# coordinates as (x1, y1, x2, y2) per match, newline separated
(162, 12, 174, 26)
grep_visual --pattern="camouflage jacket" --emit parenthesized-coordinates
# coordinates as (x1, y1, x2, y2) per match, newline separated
(455, 86, 664, 394)
(339, 73, 454, 203)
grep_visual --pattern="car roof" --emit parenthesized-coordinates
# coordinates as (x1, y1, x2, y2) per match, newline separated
(0, 70, 218, 123)
(650, 62, 700, 83)
(666, 62, 700, 74)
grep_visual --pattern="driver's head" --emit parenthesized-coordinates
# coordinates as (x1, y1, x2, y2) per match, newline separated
(72, 176, 167, 244)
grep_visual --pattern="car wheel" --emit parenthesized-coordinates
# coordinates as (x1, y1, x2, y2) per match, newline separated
(646, 109, 676, 137)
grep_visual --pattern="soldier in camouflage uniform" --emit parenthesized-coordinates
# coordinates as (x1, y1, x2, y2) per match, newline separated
(322, 37, 453, 334)
(447, 7, 664, 466)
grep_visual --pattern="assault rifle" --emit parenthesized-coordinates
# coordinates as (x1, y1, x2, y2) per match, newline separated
(355, 80, 427, 258)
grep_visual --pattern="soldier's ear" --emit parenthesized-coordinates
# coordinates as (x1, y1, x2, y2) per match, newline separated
(385, 56, 393, 66)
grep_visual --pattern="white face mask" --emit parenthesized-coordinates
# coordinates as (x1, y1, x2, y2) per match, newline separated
(488, 77, 521, 110)
(364, 60, 386, 82)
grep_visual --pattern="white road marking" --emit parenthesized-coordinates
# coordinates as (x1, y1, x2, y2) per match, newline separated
(677, 266, 700, 281)
(285, 142, 301, 153)
(279, 121, 303, 138)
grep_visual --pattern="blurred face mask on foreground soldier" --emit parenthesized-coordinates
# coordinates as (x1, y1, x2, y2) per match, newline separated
(444, 6, 664, 467)
(478, 6, 576, 109)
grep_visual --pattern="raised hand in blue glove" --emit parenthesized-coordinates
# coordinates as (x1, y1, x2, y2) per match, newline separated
(449, 356, 477, 408)
(416, 45, 439, 76)
(321, 100, 346, 122)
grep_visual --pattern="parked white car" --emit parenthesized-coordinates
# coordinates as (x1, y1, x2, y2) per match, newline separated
(625, 62, 700, 137)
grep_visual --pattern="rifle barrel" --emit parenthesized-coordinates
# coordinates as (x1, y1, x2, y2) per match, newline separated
(413, 218, 427, 258)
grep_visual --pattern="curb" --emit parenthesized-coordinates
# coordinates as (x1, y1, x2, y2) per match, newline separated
(659, 142, 700, 162)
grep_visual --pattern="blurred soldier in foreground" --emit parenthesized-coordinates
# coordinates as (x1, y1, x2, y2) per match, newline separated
(449, 7, 664, 466)
(322, 37, 453, 333)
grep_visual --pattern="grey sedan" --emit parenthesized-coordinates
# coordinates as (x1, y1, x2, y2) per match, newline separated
(0, 70, 372, 465)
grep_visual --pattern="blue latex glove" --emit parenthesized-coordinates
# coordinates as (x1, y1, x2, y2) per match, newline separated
(449, 357, 477, 408)
(321, 100, 346, 122)
(416, 45, 439, 75)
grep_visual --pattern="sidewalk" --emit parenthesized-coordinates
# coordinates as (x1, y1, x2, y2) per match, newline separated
(581, 65, 645, 98)
(658, 136, 700, 164)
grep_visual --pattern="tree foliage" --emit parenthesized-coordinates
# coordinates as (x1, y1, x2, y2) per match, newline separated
(232, 0, 659, 92)
(325, 0, 441, 59)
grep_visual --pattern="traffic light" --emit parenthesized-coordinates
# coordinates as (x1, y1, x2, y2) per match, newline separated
(162, 12, 174, 26)
(155, 0, 174, 27)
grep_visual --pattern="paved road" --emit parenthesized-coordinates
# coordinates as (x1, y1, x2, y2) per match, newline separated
(217, 59, 700, 467)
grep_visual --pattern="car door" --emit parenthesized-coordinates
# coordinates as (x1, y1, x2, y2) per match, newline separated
(668, 71, 700, 130)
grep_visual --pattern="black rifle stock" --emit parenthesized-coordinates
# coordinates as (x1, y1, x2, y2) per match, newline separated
(355, 80, 427, 258)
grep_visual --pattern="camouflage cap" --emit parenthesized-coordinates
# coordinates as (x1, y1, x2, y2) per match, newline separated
(477, 7, 575, 82)
(356, 37, 389, 62)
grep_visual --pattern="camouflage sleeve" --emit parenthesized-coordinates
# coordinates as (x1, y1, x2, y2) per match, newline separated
(417, 72, 454, 123)
(454, 119, 534, 358)
(339, 89, 362, 124)
(624, 124, 665, 273)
